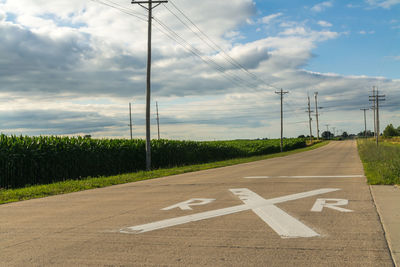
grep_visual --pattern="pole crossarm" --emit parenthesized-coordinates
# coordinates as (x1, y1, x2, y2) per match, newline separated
(369, 87, 385, 146)
(132, 0, 168, 10)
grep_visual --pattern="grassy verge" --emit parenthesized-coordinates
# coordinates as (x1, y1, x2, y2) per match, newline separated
(357, 139, 400, 185)
(0, 141, 328, 205)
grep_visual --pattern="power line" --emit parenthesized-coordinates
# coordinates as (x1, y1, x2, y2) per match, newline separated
(166, 0, 279, 90)
(152, 17, 260, 90)
(90, 0, 148, 22)
(92, 0, 278, 92)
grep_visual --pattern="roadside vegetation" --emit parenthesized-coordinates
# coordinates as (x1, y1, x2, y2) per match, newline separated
(358, 138, 400, 185)
(0, 141, 328, 205)
(0, 135, 307, 189)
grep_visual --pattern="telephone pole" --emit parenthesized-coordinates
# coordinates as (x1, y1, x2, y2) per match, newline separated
(371, 86, 376, 137)
(369, 88, 385, 145)
(307, 95, 313, 144)
(275, 89, 289, 152)
(129, 102, 133, 140)
(314, 92, 320, 140)
(325, 124, 330, 139)
(360, 108, 368, 138)
(131, 0, 168, 170)
(156, 101, 160, 140)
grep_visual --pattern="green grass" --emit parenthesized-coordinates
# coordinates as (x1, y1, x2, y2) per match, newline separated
(357, 139, 400, 185)
(0, 141, 328, 205)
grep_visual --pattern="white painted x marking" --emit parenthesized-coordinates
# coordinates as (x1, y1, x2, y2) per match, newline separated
(120, 188, 340, 238)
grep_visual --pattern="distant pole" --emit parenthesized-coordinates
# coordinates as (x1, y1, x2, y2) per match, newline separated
(129, 102, 133, 140)
(307, 95, 313, 144)
(369, 87, 385, 146)
(156, 101, 160, 140)
(360, 108, 368, 138)
(131, 0, 168, 170)
(325, 124, 330, 140)
(372, 86, 376, 137)
(332, 127, 336, 137)
(376, 89, 380, 143)
(275, 89, 289, 152)
(314, 92, 320, 140)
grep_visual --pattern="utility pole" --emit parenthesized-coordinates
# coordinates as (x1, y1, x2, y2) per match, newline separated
(371, 86, 376, 137)
(131, 0, 168, 170)
(332, 127, 336, 138)
(325, 124, 330, 140)
(275, 89, 289, 152)
(314, 92, 320, 140)
(369, 88, 385, 146)
(156, 101, 160, 140)
(360, 108, 368, 138)
(307, 95, 313, 144)
(129, 102, 133, 140)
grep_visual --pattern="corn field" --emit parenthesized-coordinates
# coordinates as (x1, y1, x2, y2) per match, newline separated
(0, 135, 306, 189)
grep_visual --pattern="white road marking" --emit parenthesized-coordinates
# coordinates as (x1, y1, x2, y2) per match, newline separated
(244, 175, 365, 179)
(311, 198, 353, 213)
(161, 198, 216, 211)
(120, 188, 340, 238)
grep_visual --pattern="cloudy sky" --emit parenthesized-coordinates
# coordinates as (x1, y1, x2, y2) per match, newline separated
(0, 0, 399, 140)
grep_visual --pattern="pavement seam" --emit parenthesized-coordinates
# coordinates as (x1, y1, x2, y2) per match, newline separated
(369, 185, 397, 267)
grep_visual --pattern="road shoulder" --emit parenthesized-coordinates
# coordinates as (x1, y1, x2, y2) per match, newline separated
(371, 185, 400, 266)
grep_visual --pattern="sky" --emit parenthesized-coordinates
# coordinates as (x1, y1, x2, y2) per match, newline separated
(0, 0, 399, 140)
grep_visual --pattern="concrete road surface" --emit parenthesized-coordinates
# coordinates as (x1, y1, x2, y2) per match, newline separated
(0, 141, 394, 266)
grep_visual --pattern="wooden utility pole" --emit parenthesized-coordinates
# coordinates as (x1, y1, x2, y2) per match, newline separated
(129, 102, 133, 140)
(369, 88, 385, 146)
(275, 89, 289, 152)
(307, 95, 313, 144)
(156, 101, 160, 140)
(131, 0, 168, 170)
(371, 86, 376, 137)
(314, 92, 320, 140)
(360, 108, 368, 138)
(325, 124, 330, 139)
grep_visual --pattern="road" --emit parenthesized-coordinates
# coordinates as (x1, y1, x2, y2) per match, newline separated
(0, 141, 394, 266)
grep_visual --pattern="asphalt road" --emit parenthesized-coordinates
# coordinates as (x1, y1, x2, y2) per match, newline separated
(0, 141, 394, 266)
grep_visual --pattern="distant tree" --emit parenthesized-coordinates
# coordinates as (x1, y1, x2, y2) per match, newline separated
(342, 132, 349, 138)
(321, 131, 333, 139)
(298, 135, 306, 138)
(383, 124, 399, 137)
(357, 130, 374, 137)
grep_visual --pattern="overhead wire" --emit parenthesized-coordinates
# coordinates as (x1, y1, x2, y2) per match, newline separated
(152, 17, 261, 90)
(90, 0, 147, 22)
(91, 0, 263, 91)
(166, 0, 279, 90)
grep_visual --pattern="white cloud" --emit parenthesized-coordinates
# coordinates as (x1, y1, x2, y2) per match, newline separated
(317, 20, 333, 27)
(366, 0, 400, 8)
(359, 30, 375, 34)
(346, 3, 362, 8)
(260, 13, 282, 24)
(0, 0, 399, 139)
(311, 1, 333, 12)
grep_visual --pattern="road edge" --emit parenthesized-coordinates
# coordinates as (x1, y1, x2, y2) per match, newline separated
(369, 185, 397, 267)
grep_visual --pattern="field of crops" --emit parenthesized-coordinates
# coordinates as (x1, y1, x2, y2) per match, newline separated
(0, 135, 306, 189)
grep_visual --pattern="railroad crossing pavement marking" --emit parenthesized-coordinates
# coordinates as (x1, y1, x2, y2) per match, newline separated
(244, 175, 365, 179)
(161, 198, 216, 211)
(311, 198, 353, 213)
(119, 188, 352, 238)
